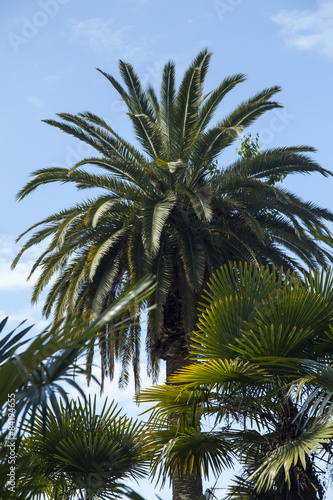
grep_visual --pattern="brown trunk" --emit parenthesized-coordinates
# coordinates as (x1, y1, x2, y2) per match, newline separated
(277, 465, 321, 500)
(166, 353, 203, 500)
(150, 284, 203, 500)
(172, 471, 203, 500)
(166, 348, 192, 379)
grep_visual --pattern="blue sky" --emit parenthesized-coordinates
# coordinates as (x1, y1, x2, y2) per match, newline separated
(1, 0, 333, 497)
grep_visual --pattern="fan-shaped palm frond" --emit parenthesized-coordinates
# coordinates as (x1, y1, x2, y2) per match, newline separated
(147, 424, 235, 488)
(16, 396, 149, 500)
(0, 277, 155, 496)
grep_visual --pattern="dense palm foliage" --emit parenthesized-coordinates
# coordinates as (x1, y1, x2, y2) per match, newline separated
(16, 397, 149, 500)
(139, 263, 333, 499)
(12, 50, 333, 393)
(0, 316, 86, 439)
(0, 277, 153, 430)
(0, 278, 154, 498)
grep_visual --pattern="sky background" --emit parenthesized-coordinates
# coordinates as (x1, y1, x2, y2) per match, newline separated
(1, 0, 333, 498)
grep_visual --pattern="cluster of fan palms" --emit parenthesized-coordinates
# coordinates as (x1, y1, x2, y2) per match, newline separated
(4, 50, 333, 499)
(3, 265, 333, 499)
(140, 263, 333, 500)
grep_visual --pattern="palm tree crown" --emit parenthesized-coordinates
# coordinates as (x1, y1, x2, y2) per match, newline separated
(13, 49, 333, 389)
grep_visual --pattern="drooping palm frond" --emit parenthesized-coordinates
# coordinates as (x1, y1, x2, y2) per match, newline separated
(146, 424, 235, 488)
(250, 417, 333, 494)
(0, 277, 155, 497)
(0, 276, 155, 434)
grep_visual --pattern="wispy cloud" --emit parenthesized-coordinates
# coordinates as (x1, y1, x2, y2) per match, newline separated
(70, 18, 148, 60)
(0, 234, 43, 290)
(0, 260, 35, 290)
(272, 0, 333, 59)
(0, 307, 48, 333)
(27, 95, 45, 108)
(43, 75, 59, 82)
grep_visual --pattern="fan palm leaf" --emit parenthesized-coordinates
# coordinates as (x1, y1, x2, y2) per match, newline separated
(16, 396, 150, 500)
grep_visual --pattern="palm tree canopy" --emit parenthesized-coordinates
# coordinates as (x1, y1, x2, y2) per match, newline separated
(16, 396, 149, 500)
(13, 50, 333, 388)
(139, 263, 333, 499)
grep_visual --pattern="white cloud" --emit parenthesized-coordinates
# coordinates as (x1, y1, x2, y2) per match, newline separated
(70, 18, 148, 60)
(0, 261, 35, 290)
(0, 307, 48, 331)
(27, 95, 45, 108)
(0, 234, 43, 290)
(272, 0, 333, 59)
(43, 75, 59, 82)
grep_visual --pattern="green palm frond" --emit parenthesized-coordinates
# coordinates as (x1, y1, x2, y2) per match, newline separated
(0, 275, 155, 433)
(159, 61, 176, 157)
(250, 418, 333, 493)
(147, 235, 174, 344)
(86, 228, 128, 280)
(147, 425, 235, 487)
(142, 192, 176, 257)
(196, 73, 246, 135)
(168, 359, 268, 388)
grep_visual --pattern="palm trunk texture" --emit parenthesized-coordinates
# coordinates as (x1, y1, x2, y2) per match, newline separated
(150, 284, 204, 500)
(167, 353, 203, 500)
(153, 332, 202, 496)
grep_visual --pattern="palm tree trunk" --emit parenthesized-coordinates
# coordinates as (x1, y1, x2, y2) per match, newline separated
(166, 353, 203, 500)
(171, 472, 203, 500)
(151, 285, 203, 500)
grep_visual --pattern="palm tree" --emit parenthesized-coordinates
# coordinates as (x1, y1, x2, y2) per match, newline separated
(139, 263, 333, 499)
(16, 396, 150, 500)
(12, 50, 333, 499)
(13, 50, 333, 383)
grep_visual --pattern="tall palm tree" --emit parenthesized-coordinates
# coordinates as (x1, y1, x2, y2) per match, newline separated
(139, 263, 333, 499)
(13, 50, 333, 384)
(12, 50, 333, 499)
